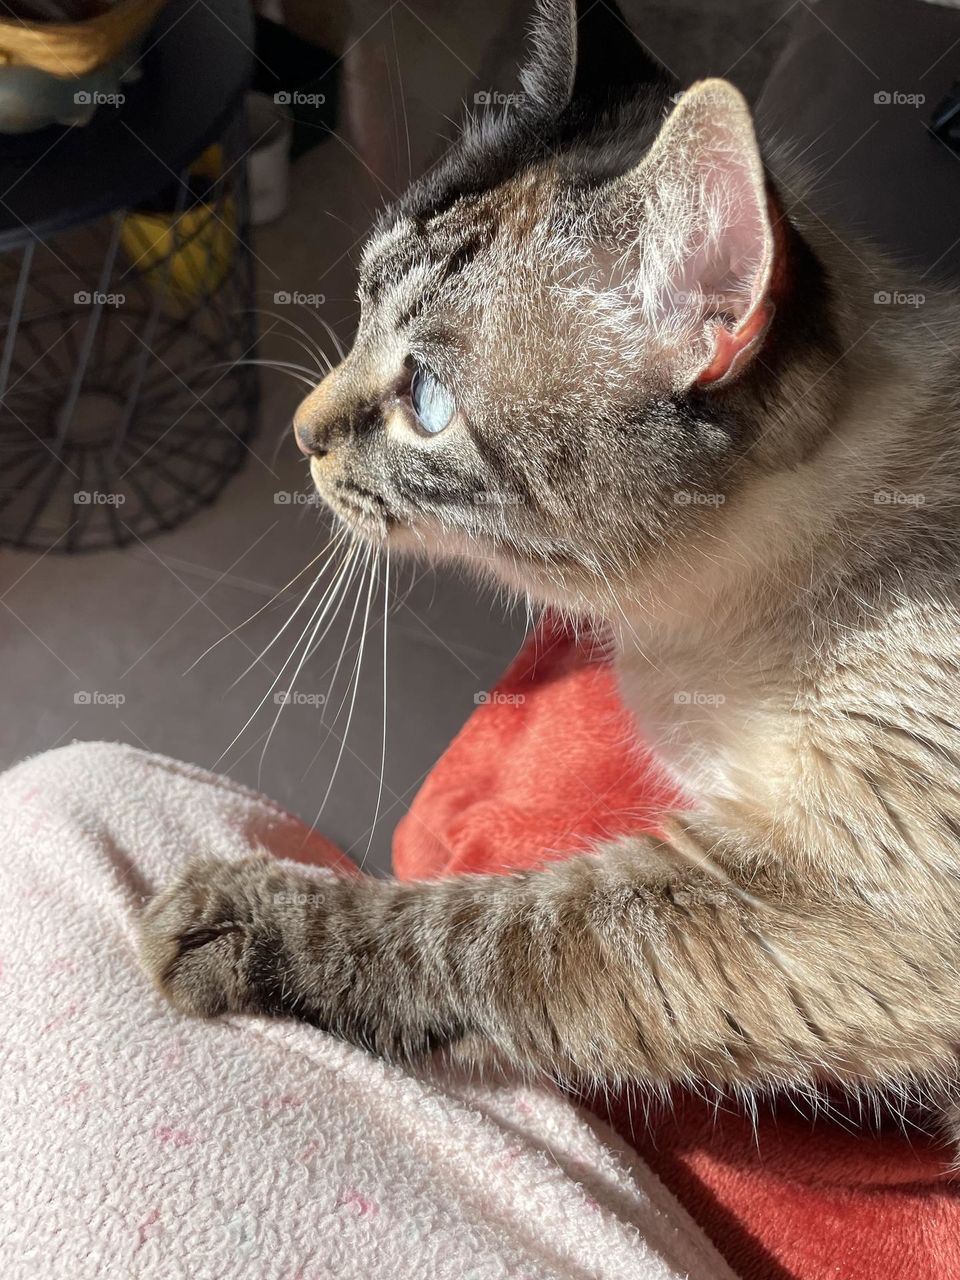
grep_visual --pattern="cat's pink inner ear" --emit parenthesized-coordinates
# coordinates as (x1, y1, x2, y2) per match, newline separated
(642, 79, 778, 389)
(689, 169, 777, 389)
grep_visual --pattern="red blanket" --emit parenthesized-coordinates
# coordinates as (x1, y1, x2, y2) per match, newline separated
(393, 618, 960, 1280)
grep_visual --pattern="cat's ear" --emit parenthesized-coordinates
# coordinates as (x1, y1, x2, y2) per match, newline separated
(519, 0, 576, 117)
(520, 0, 674, 118)
(612, 79, 779, 390)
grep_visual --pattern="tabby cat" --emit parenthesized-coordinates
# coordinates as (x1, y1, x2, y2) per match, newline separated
(141, 0, 960, 1131)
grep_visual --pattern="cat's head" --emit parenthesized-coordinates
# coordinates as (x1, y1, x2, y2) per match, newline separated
(294, 0, 841, 612)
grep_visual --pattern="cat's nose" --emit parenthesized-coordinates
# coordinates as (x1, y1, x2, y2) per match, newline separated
(294, 363, 385, 458)
(294, 424, 325, 458)
(293, 370, 340, 458)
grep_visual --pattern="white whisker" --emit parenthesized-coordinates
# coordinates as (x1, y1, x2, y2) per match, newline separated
(358, 547, 390, 872)
(218, 358, 319, 389)
(226, 528, 348, 689)
(323, 553, 372, 716)
(183, 536, 340, 675)
(212, 538, 355, 767)
(303, 539, 366, 665)
(311, 543, 378, 823)
(255, 537, 364, 786)
(246, 307, 333, 375)
(239, 305, 331, 370)
(296, 538, 373, 783)
(312, 312, 346, 362)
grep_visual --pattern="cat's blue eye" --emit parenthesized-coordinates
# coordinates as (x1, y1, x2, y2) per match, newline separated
(410, 366, 455, 435)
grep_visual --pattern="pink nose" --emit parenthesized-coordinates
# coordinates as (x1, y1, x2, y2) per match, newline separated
(292, 372, 338, 458)
(294, 422, 316, 457)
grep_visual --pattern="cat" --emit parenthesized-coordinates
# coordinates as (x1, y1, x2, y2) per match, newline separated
(140, 0, 960, 1131)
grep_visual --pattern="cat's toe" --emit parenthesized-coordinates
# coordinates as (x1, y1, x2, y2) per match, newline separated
(139, 856, 284, 1019)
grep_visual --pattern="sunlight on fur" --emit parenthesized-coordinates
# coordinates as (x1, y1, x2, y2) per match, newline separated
(141, 0, 960, 1153)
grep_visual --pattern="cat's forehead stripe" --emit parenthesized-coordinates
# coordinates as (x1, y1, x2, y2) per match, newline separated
(364, 210, 497, 321)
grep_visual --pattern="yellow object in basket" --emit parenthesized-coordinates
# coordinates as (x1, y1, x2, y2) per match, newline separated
(120, 145, 235, 302)
(0, 0, 165, 76)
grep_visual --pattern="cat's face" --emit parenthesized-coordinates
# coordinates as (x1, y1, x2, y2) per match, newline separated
(295, 0, 836, 611)
(299, 170, 725, 602)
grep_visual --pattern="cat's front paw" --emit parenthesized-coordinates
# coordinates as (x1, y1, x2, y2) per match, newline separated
(139, 856, 304, 1019)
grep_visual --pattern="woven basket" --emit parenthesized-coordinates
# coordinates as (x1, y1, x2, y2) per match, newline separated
(0, 0, 166, 78)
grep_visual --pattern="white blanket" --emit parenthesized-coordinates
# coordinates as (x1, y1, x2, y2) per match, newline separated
(0, 741, 736, 1280)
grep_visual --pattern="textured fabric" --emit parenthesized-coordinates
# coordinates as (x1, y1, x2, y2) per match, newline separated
(394, 614, 680, 879)
(0, 740, 735, 1280)
(395, 618, 960, 1280)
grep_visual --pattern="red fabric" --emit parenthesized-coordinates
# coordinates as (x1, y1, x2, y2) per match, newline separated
(393, 617, 960, 1280)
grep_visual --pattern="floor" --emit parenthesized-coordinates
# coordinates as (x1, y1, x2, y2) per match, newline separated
(3, 0, 960, 874)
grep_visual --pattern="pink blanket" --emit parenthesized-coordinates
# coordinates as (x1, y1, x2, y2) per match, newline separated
(0, 741, 736, 1280)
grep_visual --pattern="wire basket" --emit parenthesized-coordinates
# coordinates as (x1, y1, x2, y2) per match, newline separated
(0, 110, 259, 553)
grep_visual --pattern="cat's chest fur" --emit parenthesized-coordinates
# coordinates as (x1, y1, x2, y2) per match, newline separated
(613, 625, 799, 809)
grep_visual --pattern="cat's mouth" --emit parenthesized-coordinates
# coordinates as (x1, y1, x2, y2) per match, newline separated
(310, 457, 392, 541)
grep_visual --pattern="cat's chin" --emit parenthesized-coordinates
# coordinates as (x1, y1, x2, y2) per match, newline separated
(308, 477, 390, 544)
(330, 509, 390, 545)
(376, 521, 604, 614)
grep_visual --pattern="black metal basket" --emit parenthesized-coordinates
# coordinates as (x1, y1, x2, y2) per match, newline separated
(0, 111, 258, 553)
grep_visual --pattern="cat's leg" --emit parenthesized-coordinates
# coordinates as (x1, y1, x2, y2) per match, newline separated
(139, 822, 955, 1087)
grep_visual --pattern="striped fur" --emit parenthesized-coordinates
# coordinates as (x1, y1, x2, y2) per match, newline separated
(141, 0, 960, 1139)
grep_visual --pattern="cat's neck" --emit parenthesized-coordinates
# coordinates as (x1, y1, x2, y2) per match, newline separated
(620, 295, 957, 645)
(607, 295, 960, 799)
